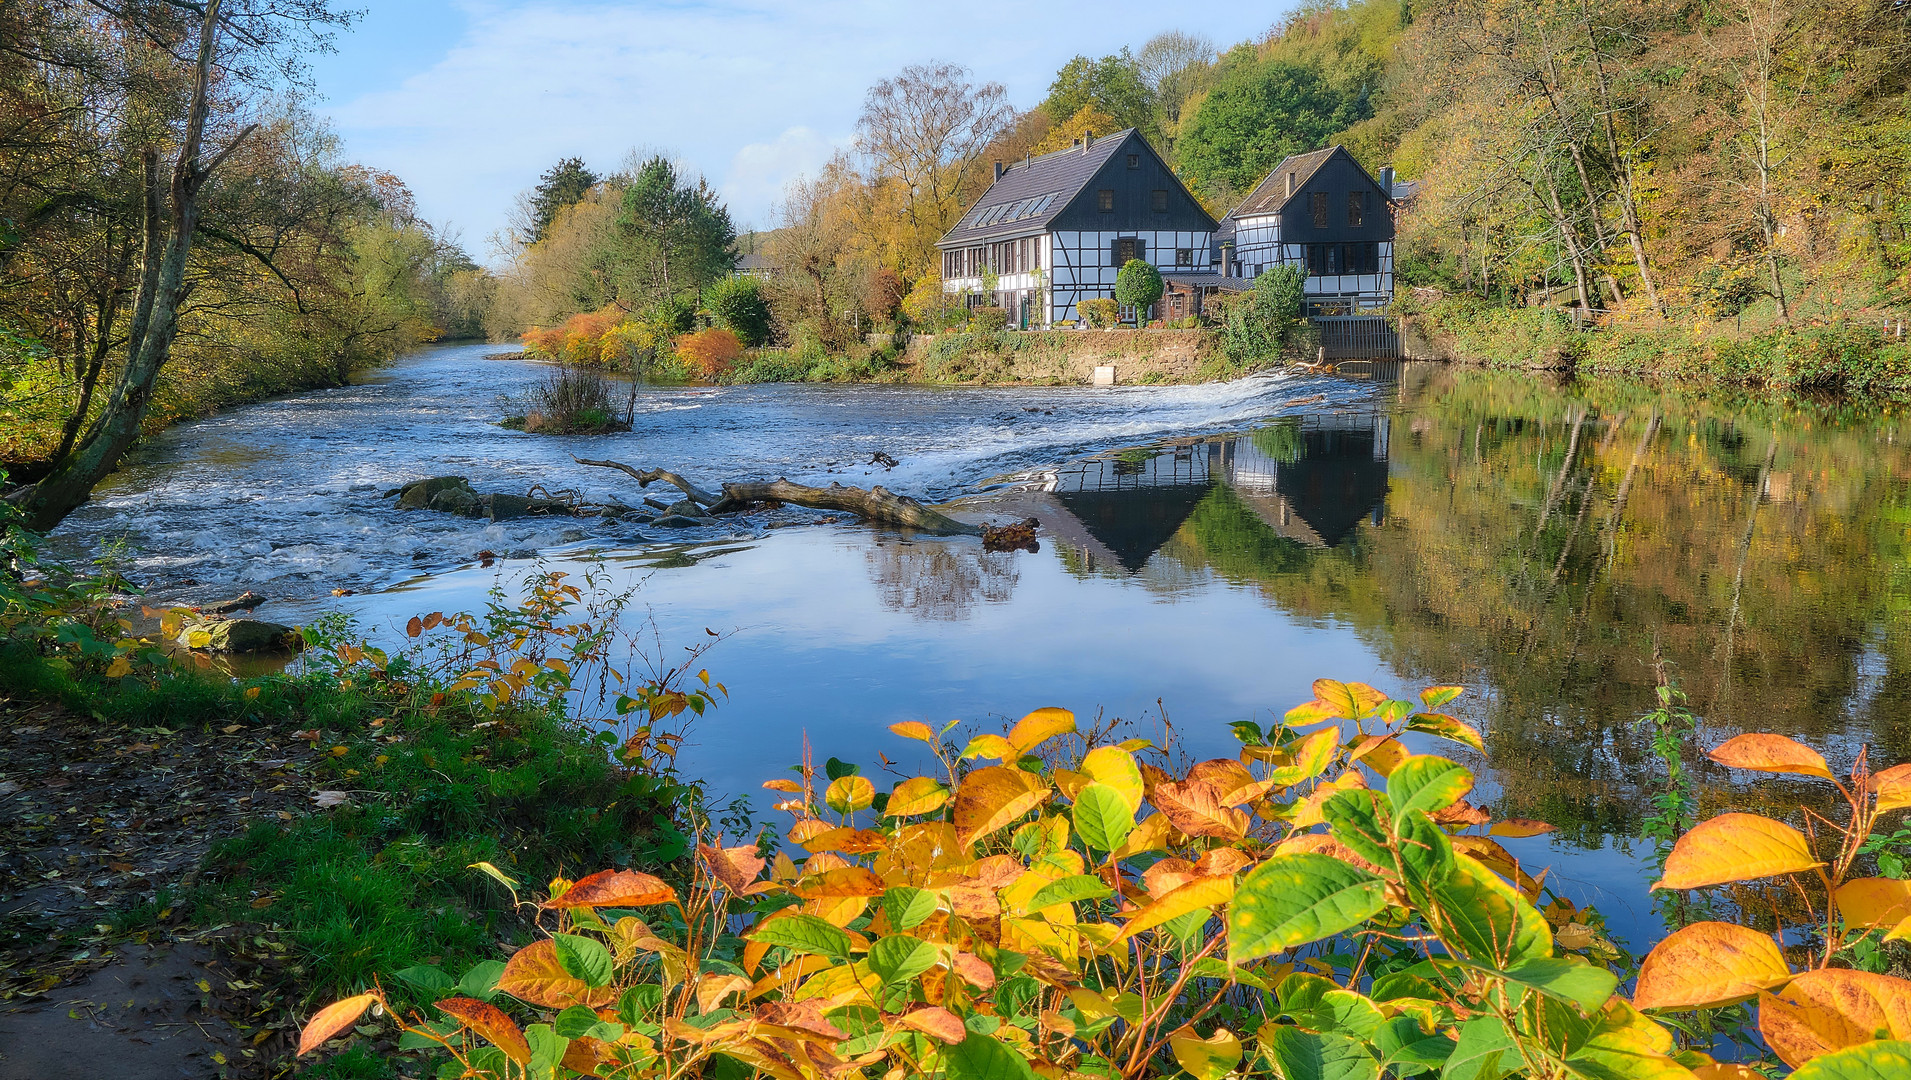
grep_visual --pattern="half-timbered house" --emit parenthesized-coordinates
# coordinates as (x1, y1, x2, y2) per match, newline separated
(1215, 145, 1400, 315)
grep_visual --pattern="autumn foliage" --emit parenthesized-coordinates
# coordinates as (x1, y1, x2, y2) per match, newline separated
(522, 307, 630, 365)
(675, 328, 743, 380)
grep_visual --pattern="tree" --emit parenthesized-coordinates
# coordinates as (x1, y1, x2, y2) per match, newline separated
(1114, 259, 1165, 323)
(1136, 32, 1216, 152)
(1220, 265, 1306, 364)
(1044, 50, 1157, 141)
(7, 0, 357, 531)
(1177, 60, 1367, 202)
(855, 62, 1015, 282)
(704, 276, 772, 347)
(1031, 105, 1126, 155)
(613, 155, 737, 310)
(529, 158, 599, 242)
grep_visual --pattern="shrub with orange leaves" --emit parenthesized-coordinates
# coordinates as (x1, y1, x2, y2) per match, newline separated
(522, 306, 630, 365)
(675, 328, 743, 380)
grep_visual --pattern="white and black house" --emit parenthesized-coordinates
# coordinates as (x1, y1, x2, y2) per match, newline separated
(937, 129, 1218, 327)
(1215, 145, 1404, 315)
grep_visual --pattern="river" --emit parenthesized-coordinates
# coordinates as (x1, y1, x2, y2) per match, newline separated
(50, 342, 1911, 952)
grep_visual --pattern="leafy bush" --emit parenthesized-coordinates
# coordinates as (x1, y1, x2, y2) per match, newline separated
(705, 277, 773, 347)
(675, 328, 744, 380)
(502, 365, 630, 434)
(970, 306, 1008, 334)
(1115, 259, 1164, 322)
(1077, 298, 1121, 329)
(304, 677, 1850, 1079)
(1217, 266, 1307, 366)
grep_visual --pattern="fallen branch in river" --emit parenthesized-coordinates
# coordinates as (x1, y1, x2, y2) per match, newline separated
(573, 457, 984, 537)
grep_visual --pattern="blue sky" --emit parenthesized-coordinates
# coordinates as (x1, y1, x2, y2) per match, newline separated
(304, 1, 1293, 256)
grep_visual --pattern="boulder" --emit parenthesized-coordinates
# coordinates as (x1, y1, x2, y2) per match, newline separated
(662, 499, 710, 519)
(429, 486, 482, 516)
(177, 617, 300, 654)
(481, 493, 569, 521)
(652, 515, 706, 528)
(398, 476, 471, 509)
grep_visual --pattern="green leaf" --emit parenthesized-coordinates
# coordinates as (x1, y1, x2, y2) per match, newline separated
(881, 887, 938, 931)
(1442, 1016, 1517, 1080)
(1488, 956, 1619, 1015)
(1395, 809, 1455, 888)
(1430, 854, 1550, 968)
(1027, 874, 1113, 911)
(1378, 1017, 1455, 1075)
(554, 1005, 602, 1038)
(457, 960, 506, 1001)
(1370, 971, 1443, 1002)
(554, 933, 616, 988)
(394, 965, 455, 994)
(618, 983, 662, 1028)
(1230, 853, 1390, 963)
(1322, 790, 1394, 868)
(1261, 1025, 1380, 1080)
(753, 912, 853, 958)
(397, 1019, 462, 1051)
(1073, 783, 1134, 853)
(943, 1031, 1037, 1080)
(1787, 1040, 1911, 1080)
(1284, 987, 1385, 1041)
(1387, 756, 1474, 820)
(525, 1023, 567, 1074)
(867, 935, 938, 986)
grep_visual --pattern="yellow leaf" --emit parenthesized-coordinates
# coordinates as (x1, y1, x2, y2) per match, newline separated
(1872, 764, 1911, 814)
(1008, 707, 1076, 754)
(1170, 1026, 1243, 1080)
(297, 994, 378, 1056)
(1312, 679, 1386, 719)
(1265, 727, 1341, 787)
(1081, 746, 1143, 812)
(1633, 921, 1791, 1010)
(1837, 878, 1911, 931)
(1707, 734, 1834, 781)
(890, 721, 937, 744)
(1152, 780, 1249, 840)
(962, 733, 1016, 761)
(1112, 874, 1235, 945)
(105, 656, 132, 678)
(886, 776, 950, 817)
(952, 765, 1050, 847)
(1759, 968, 1911, 1068)
(1654, 813, 1823, 890)
(495, 939, 614, 1008)
(825, 775, 875, 814)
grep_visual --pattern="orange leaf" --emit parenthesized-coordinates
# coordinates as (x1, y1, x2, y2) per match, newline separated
(952, 765, 1049, 847)
(1691, 1065, 1765, 1080)
(297, 994, 377, 1056)
(1348, 735, 1409, 778)
(762, 779, 803, 793)
(1633, 922, 1791, 1010)
(560, 1035, 613, 1074)
(1758, 968, 1911, 1067)
(789, 819, 834, 845)
(795, 866, 888, 899)
(700, 844, 767, 894)
(1008, 707, 1076, 754)
(436, 997, 532, 1065)
(1113, 874, 1236, 945)
(886, 775, 950, 817)
(1835, 878, 1911, 930)
(697, 973, 752, 1014)
(1707, 734, 1834, 781)
(951, 952, 996, 990)
(406, 616, 424, 637)
(1275, 833, 1388, 876)
(495, 939, 615, 1009)
(1654, 813, 1823, 890)
(898, 1005, 966, 1044)
(889, 720, 937, 743)
(1872, 764, 1911, 814)
(1152, 780, 1249, 840)
(544, 869, 675, 908)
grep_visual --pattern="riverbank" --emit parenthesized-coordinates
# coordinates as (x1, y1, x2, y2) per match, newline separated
(1399, 294, 1911, 395)
(692, 328, 1260, 387)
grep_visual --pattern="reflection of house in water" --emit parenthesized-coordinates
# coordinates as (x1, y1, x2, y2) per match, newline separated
(1020, 408, 1393, 576)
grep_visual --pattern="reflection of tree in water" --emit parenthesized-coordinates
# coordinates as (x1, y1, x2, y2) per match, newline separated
(864, 540, 1020, 621)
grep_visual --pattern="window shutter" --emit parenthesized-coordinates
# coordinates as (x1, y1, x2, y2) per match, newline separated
(1110, 238, 1121, 265)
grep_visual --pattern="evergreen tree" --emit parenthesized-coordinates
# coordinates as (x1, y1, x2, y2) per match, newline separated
(529, 157, 599, 241)
(614, 156, 737, 309)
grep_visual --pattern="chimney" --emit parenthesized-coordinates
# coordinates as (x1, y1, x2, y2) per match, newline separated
(993, 161, 1004, 180)
(1285, 172, 1295, 199)
(1083, 131, 1095, 151)
(1379, 166, 1394, 197)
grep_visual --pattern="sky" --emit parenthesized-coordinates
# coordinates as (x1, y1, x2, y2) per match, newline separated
(303, 1, 1292, 258)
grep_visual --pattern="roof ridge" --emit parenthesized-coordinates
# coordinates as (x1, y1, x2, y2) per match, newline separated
(1001, 127, 1137, 173)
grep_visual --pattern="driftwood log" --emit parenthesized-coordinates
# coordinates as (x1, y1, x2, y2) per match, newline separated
(574, 456, 984, 537)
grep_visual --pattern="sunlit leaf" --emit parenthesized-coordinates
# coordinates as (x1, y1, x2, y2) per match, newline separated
(953, 765, 1049, 848)
(1404, 712, 1485, 753)
(882, 886, 939, 931)
(436, 997, 532, 1065)
(886, 776, 950, 817)
(1871, 765, 1911, 814)
(1387, 756, 1474, 819)
(1114, 874, 1235, 945)
(1707, 734, 1835, 781)
(1444, 1015, 1517, 1080)
(1420, 686, 1465, 710)
(1263, 1024, 1381, 1080)
(943, 1031, 1037, 1080)
(1564, 1000, 1687, 1080)
(1153, 779, 1249, 840)
(1431, 853, 1551, 968)
(898, 1005, 967, 1044)
(1475, 956, 1618, 1014)
(1027, 874, 1114, 912)
(1838, 879, 1911, 931)
(1759, 969, 1911, 1068)
(751, 912, 853, 958)
(1081, 745, 1144, 811)
(1376, 1015, 1454, 1072)
(1489, 819, 1558, 839)
(1786, 1040, 1911, 1080)
(825, 774, 875, 814)
(553, 934, 614, 989)
(961, 734, 1016, 761)
(889, 720, 936, 743)
(1228, 853, 1388, 963)
(1007, 706, 1075, 754)
(298, 994, 378, 1056)
(867, 934, 938, 986)
(1072, 782, 1134, 853)
(542, 869, 674, 909)
(1631, 921, 1790, 1010)
(1654, 812, 1824, 890)
(794, 866, 887, 900)
(496, 940, 614, 1008)
(1313, 679, 1387, 721)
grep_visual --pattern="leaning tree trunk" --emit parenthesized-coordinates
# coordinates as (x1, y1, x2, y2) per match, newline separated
(11, 1, 253, 532)
(573, 457, 984, 536)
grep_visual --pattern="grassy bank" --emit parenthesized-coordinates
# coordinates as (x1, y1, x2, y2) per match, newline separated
(1400, 295, 1911, 395)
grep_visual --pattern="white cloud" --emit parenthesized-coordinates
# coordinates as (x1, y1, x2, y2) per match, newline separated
(316, 0, 1285, 254)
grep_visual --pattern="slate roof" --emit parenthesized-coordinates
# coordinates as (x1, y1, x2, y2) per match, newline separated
(938, 130, 1138, 248)
(1233, 146, 1342, 218)
(1163, 271, 1255, 292)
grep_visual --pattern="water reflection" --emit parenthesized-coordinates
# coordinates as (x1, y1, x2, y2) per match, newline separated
(864, 539, 1021, 620)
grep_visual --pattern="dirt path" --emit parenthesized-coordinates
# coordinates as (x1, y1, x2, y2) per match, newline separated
(0, 694, 324, 1077)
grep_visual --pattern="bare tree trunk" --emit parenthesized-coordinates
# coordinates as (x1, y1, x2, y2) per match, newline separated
(1537, 166, 1595, 313)
(11, 0, 256, 531)
(1580, 0, 1663, 314)
(1741, 0, 1792, 325)
(573, 457, 984, 535)
(1538, 29, 1621, 306)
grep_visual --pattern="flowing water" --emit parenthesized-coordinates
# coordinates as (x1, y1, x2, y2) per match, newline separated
(51, 342, 1911, 950)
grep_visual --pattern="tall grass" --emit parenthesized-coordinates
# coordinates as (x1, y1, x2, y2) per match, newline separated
(500, 364, 632, 434)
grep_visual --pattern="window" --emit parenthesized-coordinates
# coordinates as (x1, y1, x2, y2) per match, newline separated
(1311, 192, 1329, 229)
(1151, 189, 1169, 212)
(1127, 154, 1140, 169)
(1343, 242, 1379, 274)
(1348, 191, 1365, 228)
(1113, 237, 1141, 265)
(1176, 248, 1193, 267)
(1098, 189, 1115, 212)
